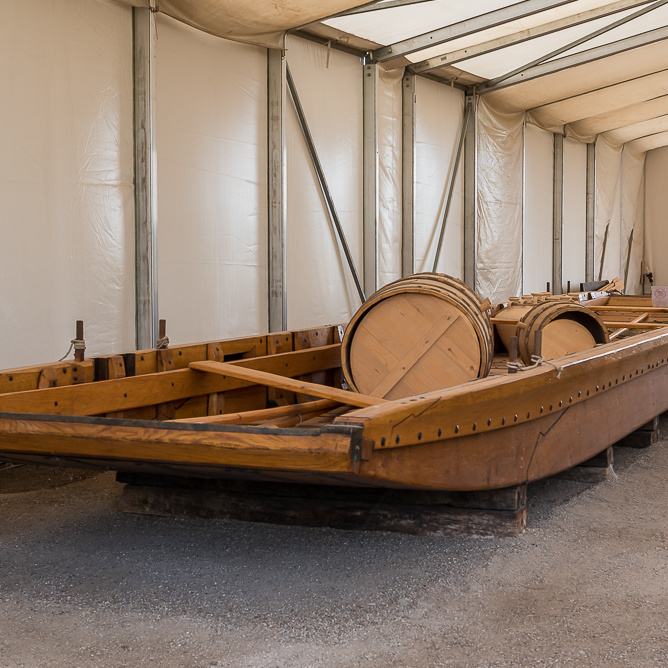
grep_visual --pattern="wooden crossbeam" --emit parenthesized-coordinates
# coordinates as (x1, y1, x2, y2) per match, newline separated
(189, 361, 386, 408)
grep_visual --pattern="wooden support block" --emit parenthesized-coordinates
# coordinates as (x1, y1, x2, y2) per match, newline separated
(116, 475, 526, 537)
(615, 416, 661, 449)
(554, 446, 613, 483)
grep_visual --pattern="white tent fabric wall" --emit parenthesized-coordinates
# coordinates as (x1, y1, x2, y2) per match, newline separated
(0, 0, 135, 369)
(562, 138, 588, 292)
(476, 98, 524, 304)
(644, 146, 668, 286)
(155, 15, 268, 345)
(414, 79, 465, 278)
(620, 148, 645, 295)
(523, 123, 554, 295)
(595, 137, 623, 283)
(285, 36, 363, 329)
(377, 65, 403, 288)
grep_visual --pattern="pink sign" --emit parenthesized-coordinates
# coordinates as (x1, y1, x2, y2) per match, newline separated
(652, 286, 668, 307)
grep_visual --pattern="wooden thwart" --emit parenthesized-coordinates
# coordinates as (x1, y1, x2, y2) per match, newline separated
(189, 360, 386, 408)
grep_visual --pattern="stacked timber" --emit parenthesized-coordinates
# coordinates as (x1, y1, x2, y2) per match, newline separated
(493, 296, 609, 365)
(341, 273, 493, 400)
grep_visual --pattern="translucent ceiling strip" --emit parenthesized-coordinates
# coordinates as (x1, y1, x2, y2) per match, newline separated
(337, 0, 434, 16)
(479, 20, 668, 93)
(409, 0, 654, 74)
(370, 0, 578, 63)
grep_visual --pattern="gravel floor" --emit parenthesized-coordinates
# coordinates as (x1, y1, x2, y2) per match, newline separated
(1, 428, 668, 668)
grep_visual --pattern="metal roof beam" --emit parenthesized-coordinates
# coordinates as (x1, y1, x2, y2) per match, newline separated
(481, 26, 668, 94)
(409, 0, 655, 74)
(370, 0, 578, 63)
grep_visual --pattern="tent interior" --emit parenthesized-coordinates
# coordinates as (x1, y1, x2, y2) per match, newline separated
(3, 0, 668, 368)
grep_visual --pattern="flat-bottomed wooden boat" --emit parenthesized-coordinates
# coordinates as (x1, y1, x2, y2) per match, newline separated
(1, 286, 667, 492)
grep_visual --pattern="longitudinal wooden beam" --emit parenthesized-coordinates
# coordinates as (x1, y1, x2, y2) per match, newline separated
(189, 361, 386, 408)
(173, 399, 339, 424)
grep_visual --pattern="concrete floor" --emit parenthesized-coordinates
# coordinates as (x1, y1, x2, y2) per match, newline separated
(1, 427, 668, 668)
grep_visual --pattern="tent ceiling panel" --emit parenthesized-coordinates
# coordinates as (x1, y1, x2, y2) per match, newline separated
(485, 39, 668, 112)
(568, 94, 668, 136)
(116, 0, 372, 48)
(627, 129, 668, 152)
(324, 0, 571, 59)
(528, 69, 668, 131)
(602, 113, 668, 143)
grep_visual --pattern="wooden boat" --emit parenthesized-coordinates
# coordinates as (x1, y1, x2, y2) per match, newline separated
(1, 279, 667, 493)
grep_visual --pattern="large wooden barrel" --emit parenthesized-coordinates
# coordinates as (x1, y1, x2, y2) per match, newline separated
(495, 299, 609, 365)
(341, 273, 493, 400)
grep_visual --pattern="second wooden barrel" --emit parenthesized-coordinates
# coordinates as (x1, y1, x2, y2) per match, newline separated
(495, 300, 609, 365)
(341, 273, 493, 400)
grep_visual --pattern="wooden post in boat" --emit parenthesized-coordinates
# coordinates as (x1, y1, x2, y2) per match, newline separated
(547, 281, 551, 293)
(75, 321, 85, 362)
(156, 319, 168, 348)
(508, 336, 518, 374)
(533, 330, 542, 364)
(567, 281, 571, 294)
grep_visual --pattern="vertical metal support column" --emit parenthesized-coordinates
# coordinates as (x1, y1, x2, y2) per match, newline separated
(133, 7, 159, 350)
(267, 48, 287, 332)
(463, 93, 477, 289)
(585, 141, 596, 282)
(402, 72, 416, 277)
(553, 133, 564, 293)
(363, 60, 379, 296)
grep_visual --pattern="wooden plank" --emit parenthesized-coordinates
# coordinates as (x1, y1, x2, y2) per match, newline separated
(131, 335, 268, 376)
(370, 315, 463, 397)
(173, 399, 339, 424)
(590, 305, 668, 313)
(0, 415, 358, 473)
(603, 321, 668, 329)
(0, 345, 342, 417)
(0, 361, 95, 394)
(609, 313, 648, 340)
(189, 360, 386, 409)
